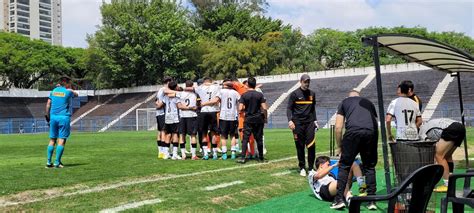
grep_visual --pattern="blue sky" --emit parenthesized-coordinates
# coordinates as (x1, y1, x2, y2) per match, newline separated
(62, 0, 473, 48)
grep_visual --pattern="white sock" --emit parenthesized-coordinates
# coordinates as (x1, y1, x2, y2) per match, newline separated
(181, 148, 186, 155)
(222, 146, 227, 154)
(443, 179, 449, 186)
(173, 146, 178, 156)
(203, 146, 209, 156)
(191, 147, 196, 157)
(212, 148, 217, 156)
(164, 147, 169, 155)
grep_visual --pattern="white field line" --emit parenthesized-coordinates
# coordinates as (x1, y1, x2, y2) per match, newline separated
(271, 171, 292, 176)
(204, 181, 244, 191)
(99, 198, 162, 213)
(0, 155, 302, 208)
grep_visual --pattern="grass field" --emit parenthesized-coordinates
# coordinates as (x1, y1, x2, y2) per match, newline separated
(0, 128, 473, 212)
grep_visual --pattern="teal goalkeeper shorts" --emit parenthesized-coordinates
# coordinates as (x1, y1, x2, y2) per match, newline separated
(49, 115, 71, 139)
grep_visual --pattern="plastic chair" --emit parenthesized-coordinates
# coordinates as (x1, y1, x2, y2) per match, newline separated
(440, 168, 474, 213)
(349, 164, 443, 213)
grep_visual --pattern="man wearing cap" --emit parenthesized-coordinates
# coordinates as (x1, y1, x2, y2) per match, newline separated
(45, 76, 78, 168)
(287, 74, 319, 176)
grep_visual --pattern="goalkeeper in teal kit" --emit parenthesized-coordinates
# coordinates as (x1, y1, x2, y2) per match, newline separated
(45, 77, 78, 168)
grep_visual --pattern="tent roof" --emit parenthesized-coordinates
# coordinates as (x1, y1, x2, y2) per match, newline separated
(363, 34, 474, 73)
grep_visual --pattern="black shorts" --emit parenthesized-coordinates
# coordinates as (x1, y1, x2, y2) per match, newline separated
(156, 115, 165, 131)
(219, 120, 238, 139)
(179, 117, 198, 135)
(319, 184, 335, 202)
(199, 112, 219, 134)
(441, 122, 466, 147)
(165, 123, 179, 134)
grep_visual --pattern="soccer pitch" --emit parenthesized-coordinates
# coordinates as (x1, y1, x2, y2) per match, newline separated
(0, 128, 473, 212)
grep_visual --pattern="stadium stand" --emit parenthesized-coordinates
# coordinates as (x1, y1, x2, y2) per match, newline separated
(0, 97, 33, 118)
(361, 69, 446, 114)
(73, 92, 155, 131)
(260, 80, 298, 107)
(432, 73, 474, 126)
(268, 75, 367, 128)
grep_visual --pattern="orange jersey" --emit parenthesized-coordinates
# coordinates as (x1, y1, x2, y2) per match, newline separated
(232, 81, 248, 95)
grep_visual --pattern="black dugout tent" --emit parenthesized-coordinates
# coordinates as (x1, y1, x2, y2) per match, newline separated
(361, 34, 474, 192)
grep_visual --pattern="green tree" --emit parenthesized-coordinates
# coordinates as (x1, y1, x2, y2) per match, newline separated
(90, 0, 197, 88)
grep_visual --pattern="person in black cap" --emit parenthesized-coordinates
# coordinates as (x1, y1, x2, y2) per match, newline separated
(287, 74, 319, 176)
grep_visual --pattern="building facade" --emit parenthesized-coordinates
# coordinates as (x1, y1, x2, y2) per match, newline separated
(0, 0, 62, 45)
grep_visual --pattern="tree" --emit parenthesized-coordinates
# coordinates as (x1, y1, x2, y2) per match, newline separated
(90, 0, 197, 88)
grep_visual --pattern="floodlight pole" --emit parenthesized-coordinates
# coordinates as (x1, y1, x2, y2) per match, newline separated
(363, 36, 392, 193)
(455, 72, 469, 168)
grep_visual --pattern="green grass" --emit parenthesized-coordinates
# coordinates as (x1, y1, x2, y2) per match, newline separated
(0, 128, 473, 212)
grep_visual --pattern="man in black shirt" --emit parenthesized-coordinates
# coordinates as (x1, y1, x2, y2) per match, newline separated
(287, 74, 318, 176)
(237, 77, 268, 164)
(331, 90, 378, 210)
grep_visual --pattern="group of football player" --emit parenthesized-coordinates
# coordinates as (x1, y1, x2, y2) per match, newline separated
(154, 76, 266, 161)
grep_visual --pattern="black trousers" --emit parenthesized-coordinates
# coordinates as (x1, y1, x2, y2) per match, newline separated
(335, 129, 378, 203)
(241, 122, 264, 160)
(292, 121, 316, 171)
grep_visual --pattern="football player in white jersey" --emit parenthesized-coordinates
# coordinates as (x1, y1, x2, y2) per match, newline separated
(176, 80, 199, 160)
(386, 80, 422, 142)
(195, 77, 221, 160)
(308, 156, 366, 206)
(206, 79, 240, 160)
(155, 77, 172, 159)
(157, 81, 181, 160)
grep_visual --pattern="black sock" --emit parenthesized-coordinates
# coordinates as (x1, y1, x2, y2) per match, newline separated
(180, 143, 185, 149)
(448, 162, 454, 173)
(191, 143, 197, 148)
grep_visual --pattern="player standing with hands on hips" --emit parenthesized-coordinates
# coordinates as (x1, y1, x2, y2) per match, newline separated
(287, 74, 319, 177)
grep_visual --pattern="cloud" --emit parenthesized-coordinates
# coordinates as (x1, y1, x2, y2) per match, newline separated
(62, 0, 105, 48)
(266, 0, 473, 37)
(61, 0, 473, 47)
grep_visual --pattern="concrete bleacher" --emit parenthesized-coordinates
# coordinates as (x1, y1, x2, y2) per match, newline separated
(361, 69, 446, 114)
(268, 75, 367, 128)
(75, 92, 155, 131)
(260, 80, 298, 107)
(71, 95, 115, 120)
(0, 97, 33, 119)
(431, 73, 474, 126)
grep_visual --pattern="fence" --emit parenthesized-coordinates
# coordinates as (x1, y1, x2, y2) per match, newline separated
(1, 109, 472, 134)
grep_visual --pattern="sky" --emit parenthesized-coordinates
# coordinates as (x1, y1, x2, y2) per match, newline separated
(62, 0, 474, 48)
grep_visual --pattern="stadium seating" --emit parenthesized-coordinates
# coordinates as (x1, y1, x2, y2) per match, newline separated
(268, 75, 367, 128)
(74, 92, 155, 131)
(0, 97, 33, 118)
(260, 80, 298, 106)
(362, 69, 446, 114)
(432, 73, 474, 126)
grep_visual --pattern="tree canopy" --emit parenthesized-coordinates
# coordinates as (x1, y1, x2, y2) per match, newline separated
(1, 0, 473, 89)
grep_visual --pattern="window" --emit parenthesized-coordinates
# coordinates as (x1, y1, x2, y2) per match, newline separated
(17, 23, 29, 29)
(40, 33, 51, 38)
(40, 27, 51, 33)
(10, 0, 14, 3)
(17, 11, 29, 17)
(17, 29, 30, 35)
(39, 10, 51, 16)
(17, 4, 30, 12)
(40, 15, 51, 22)
(18, 17, 28, 23)
(39, 4, 51, 10)
(40, 21, 51, 27)
(17, 0, 29, 5)
(10, 22, 15, 27)
(9, 10, 14, 15)
(40, 0, 51, 4)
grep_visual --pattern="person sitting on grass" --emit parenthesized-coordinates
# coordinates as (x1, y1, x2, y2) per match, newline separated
(308, 156, 367, 205)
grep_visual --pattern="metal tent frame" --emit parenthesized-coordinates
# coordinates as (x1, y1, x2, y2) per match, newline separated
(361, 34, 474, 192)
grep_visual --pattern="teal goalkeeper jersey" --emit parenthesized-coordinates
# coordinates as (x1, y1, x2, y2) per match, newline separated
(49, 86, 74, 116)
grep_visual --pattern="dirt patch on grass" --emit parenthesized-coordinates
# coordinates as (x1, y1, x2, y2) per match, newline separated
(212, 195, 233, 204)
